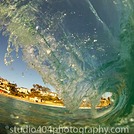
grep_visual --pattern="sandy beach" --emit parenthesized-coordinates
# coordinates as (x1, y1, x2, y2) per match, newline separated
(0, 92, 65, 108)
(0, 92, 111, 110)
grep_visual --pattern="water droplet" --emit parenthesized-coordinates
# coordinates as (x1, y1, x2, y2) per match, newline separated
(15, 122, 20, 125)
(102, 92, 112, 98)
(36, 26, 39, 30)
(93, 39, 97, 43)
(92, 55, 96, 58)
(46, 49, 51, 54)
(5, 125, 9, 130)
(71, 64, 75, 67)
(64, 13, 67, 16)
(22, 72, 24, 77)
(10, 114, 19, 119)
(130, 118, 134, 122)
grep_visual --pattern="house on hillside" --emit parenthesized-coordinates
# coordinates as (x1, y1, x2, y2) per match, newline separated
(40, 90, 58, 97)
(0, 78, 17, 93)
(17, 87, 30, 94)
(7, 83, 17, 91)
(0, 78, 9, 89)
(49, 92, 58, 97)
(29, 97, 42, 103)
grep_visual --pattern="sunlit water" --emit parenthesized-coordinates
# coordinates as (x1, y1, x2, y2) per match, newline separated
(0, 0, 134, 133)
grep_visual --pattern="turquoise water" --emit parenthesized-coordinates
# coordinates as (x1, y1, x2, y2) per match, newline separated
(0, 0, 134, 133)
(0, 94, 134, 134)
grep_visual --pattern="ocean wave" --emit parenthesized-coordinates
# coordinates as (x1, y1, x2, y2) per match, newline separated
(0, 0, 134, 126)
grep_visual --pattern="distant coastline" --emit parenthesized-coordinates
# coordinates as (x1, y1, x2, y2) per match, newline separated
(0, 92, 65, 108)
(0, 77, 111, 109)
(0, 77, 65, 108)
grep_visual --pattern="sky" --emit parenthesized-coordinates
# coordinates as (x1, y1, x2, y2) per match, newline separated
(0, 33, 51, 89)
(0, 0, 117, 92)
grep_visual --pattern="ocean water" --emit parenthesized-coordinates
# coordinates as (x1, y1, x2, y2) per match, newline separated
(0, 0, 134, 133)
(0, 94, 134, 134)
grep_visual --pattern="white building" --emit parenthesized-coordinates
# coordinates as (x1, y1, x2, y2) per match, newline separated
(17, 87, 30, 94)
(29, 97, 42, 102)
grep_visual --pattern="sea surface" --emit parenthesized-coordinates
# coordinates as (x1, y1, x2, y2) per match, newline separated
(0, 94, 134, 134)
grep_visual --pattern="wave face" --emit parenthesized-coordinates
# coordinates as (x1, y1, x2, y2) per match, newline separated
(0, 0, 134, 125)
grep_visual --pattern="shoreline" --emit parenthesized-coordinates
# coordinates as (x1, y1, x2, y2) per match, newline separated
(0, 77, 111, 110)
(0, 92, 109, 110)
(0, 92, 93, 109)
(0, 92, 65, 108)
